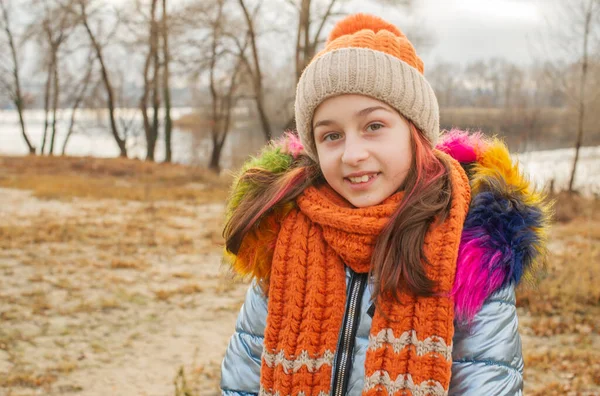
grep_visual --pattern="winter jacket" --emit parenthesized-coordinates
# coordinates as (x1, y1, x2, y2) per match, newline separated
(220, 130, 550, 395)
(222, 277, 522, 395)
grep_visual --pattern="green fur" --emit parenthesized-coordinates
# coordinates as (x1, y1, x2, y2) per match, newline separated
(226, 144, 294, 219)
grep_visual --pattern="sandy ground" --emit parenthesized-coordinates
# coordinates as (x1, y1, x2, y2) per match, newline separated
(1, 184, 599, 396)
(0, 187, 246, 396)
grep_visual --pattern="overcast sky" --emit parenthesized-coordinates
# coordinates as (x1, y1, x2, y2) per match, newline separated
(343, 0, 549, 66)
(29, 0, 558, 68)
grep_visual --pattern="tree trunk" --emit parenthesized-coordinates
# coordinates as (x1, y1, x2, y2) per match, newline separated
(62, 54, 95, 155)
(79, 1, 126, 157)
(41, 60, 53, 155)
(569, 100, 586, 193)
(287, 0, 335, 131)
(1, 0, 35, 154)
(140, 28, 153, 159)
(238, 0, 272, 141)
(150, 23, 160, 162)
(208, 140, 223, 173)
(15, 98, 33, 154)
(208, 0, 224, 172)
(49, 54, 60, 155)
(62, 106, 78, 156)
(568, 1, 593, 193)
(161, 0, 172, 163)
(141, 0, 159, 161)
(296, 0, 310, 82)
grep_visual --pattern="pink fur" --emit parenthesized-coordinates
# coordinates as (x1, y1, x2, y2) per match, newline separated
(436, 129, 486, 163)
(452, 234, 506, 323)
(280, 131, 304, 158)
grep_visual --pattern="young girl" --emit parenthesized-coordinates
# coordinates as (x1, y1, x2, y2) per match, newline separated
(220, 14, 550, 396)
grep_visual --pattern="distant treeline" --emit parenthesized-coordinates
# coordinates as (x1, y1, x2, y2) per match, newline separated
(440, 107, 599, 152)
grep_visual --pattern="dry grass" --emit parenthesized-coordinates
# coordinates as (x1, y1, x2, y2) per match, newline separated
(518, 193, 600, 315)
(172, 272, 194, 279)
(525, 348, 600, 395)
(154, 283, 204, 301)
(516, 192, 600, 394)
(0, 371, 58, 388)
(551, 191, 600, 224)
(110, 258, 148, 270)
(0, 155, 230, 202)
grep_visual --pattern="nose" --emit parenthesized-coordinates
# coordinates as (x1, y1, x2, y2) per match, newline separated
(341, 135, 368, 166)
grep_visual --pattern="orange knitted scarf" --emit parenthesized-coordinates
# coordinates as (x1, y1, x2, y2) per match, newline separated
(260, 154, 470, 395)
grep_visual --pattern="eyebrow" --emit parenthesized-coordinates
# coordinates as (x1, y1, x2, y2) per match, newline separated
(313, 106, 392, 129)
(356, 106, 392, 118)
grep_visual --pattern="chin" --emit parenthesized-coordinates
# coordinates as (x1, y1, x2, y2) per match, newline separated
(346, 195, 385, 208)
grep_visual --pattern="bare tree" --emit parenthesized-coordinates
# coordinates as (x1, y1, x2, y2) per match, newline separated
(285, 0, 340, 83)
(161, 0, 173, 162)
(75, 0, 128, 157)
(238, 0, 272, 141)
(62, 49, 97, 154)
(427, 62, 463, 108)
(128, 0, 173, 162)
(139, 0, 161, 161)
(286, 0, 414, 82)
(541, 0, 600, 192)
(0, 0, 36, 154)
(568, 0, 600, 192)
(205, 0, 249, 172)
(29, 0, 76, 155)
(150, 6, 161, 161)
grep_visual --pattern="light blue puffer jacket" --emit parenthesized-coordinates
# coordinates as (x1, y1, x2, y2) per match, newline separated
(219, 131, 549, 395)
(220, 271, 523, 395)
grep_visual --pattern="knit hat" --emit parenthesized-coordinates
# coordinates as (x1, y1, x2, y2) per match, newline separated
(294, 13, 440, 161)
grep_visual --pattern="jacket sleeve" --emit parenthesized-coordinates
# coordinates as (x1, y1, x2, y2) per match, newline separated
(450, 283, 524, 396)
(221, 281, 268, 395)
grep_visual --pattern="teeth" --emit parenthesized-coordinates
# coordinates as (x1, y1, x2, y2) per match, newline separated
(348, 174, 373, 184)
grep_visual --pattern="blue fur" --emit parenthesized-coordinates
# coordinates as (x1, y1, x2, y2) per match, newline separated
(465, 190, 544, 287)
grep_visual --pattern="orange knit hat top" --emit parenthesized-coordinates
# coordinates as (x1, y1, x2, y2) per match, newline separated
(322, 13, 424, 74)
(295, 13, 439, 161)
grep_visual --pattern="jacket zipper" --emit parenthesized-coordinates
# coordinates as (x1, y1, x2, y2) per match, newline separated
(331, 269, 367, 395)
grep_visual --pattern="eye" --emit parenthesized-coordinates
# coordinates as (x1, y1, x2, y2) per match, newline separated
(366, 123, 384, 132)
(323, 132, 342, 142)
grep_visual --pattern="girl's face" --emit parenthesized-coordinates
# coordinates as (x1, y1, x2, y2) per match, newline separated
(313, 94, 413, 208)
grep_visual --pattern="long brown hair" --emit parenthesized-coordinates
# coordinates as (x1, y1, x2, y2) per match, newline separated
(370, 124, 452, 302)
(224, 124, 452, 298)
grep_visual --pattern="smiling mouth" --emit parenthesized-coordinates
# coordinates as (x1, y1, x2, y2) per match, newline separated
(346, 173, 380, 184)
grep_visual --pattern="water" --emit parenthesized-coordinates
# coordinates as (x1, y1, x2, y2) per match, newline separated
(516, 146, 600, 197)
(0, 108, 265, 170)
(1, 109, 598, 196)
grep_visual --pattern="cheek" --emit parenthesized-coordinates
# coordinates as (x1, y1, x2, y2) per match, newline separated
(381, 139, 412, 177)
(318, 156, 337, 180)
(316, 144, 339, 174)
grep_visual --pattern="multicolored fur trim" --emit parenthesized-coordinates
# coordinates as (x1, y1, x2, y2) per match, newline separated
(437, 129, 552, 323)
(223, 134, 299, 286)
(225, 130, 551, 322)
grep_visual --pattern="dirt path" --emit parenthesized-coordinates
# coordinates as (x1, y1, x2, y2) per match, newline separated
(0, 187, 246, 396)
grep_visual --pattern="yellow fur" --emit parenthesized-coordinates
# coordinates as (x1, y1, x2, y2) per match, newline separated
(471, 137, 553, 281)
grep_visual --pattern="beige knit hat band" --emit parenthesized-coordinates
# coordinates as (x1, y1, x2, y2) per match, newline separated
(294, 47, 440, 161)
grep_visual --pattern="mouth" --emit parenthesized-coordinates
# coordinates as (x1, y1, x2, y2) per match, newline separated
(345, 172, 380, 185)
